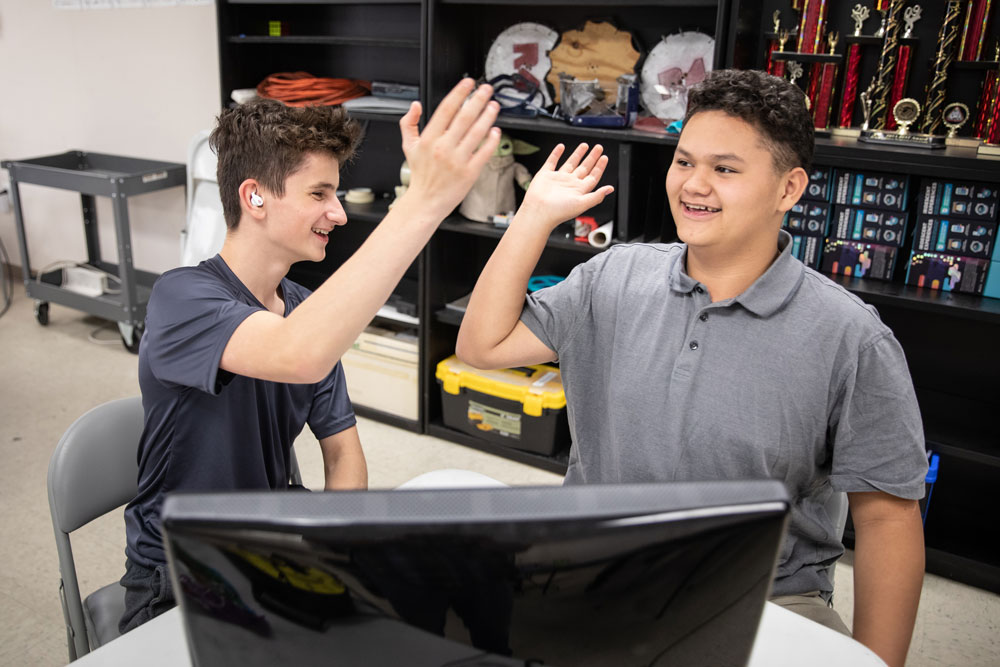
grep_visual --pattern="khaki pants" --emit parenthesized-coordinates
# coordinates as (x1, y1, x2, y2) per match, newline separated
(770, 591, 852, 636)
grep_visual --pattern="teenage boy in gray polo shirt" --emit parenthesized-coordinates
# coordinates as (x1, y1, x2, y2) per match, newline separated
(456, 69, 927, 667)
(119, 79, 504, 633)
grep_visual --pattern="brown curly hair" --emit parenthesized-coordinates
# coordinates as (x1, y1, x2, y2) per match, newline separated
(209, 99, 363, 229)
(684, 69, 814, 174)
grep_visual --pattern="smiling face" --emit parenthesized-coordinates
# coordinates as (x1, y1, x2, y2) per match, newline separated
(666, 110, 803, 262)
(260, 151, 347, 264)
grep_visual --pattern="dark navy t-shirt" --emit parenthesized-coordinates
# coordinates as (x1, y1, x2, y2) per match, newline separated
(124, 255, 356, 568)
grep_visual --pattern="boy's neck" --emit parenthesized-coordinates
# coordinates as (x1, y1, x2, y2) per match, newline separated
(219, 234, 290, 314)
(684, 233, 782, 303)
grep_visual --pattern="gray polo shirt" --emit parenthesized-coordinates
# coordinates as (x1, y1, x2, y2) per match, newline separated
(520, 230, 927, 597)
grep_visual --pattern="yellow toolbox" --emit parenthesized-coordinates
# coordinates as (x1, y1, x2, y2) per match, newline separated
(435, 355, 570, 456)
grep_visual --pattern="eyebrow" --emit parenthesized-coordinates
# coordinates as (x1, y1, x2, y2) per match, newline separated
(675, 147, 746, 163)
(307, 182, 337, 191)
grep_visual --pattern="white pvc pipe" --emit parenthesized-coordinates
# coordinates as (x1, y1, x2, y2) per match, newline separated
(588, 221, 614, 249)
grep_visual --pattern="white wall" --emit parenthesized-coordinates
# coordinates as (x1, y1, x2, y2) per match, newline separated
(0, 1, 220, 276)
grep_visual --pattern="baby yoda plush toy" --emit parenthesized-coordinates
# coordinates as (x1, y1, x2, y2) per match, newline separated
(459, 133, 539, 223)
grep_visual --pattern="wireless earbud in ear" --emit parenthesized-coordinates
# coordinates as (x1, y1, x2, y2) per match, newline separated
(250, 191, 264, 207)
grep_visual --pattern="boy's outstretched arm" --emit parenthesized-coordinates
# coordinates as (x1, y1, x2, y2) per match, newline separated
(456, 143, 613, 370)
(222, 79, 502, 384)
(849, 491, 924, 667)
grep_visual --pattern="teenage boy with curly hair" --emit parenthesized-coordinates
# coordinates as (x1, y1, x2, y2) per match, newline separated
(120, 79, 506, 633)
(457, 69, 927, 667)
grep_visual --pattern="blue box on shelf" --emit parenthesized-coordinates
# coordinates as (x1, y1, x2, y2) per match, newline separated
(788, 233, 823, 269)
(834, 170, 909, 212)
(784, 200, 831, 237)
(917, 179, 999, 222)
(914, 216, 996, 260)
(801, 166, 833, 202)
(831, 205, 908, 247)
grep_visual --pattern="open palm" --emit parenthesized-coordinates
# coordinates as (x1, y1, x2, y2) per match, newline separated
(520, 143, 614, 230)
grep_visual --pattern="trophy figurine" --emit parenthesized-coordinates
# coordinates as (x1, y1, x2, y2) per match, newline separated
(902, 5, 923, 38)
(851, 4, 870, 36)
(787, 61, 804, 88)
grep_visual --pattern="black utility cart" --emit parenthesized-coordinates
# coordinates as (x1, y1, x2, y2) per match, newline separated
(1, 151, 185, 352)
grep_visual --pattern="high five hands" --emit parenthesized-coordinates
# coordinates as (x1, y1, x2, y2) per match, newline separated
(517, 143, 615, 230)
(397, 78, 502, 221)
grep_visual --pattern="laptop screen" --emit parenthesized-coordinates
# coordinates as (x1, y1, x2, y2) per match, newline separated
(161, 481, 789, 667)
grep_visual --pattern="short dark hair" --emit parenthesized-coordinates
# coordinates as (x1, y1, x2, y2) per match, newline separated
(684, 69, 814, 173)
(210, 99, 363, 229)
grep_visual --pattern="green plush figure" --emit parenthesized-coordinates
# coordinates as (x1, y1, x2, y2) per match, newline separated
(458, 133, 539, 222)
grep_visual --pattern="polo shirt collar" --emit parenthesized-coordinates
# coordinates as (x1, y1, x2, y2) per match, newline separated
(668, 250, 699, 293)
(736, 230, 804, 317)
(669, 229, 804, 317)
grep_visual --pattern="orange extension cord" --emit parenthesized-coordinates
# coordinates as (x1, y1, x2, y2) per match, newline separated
(256, 72, 371, 107)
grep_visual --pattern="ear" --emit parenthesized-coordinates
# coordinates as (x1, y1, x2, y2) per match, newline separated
(513, 139, 540, 155)
(777, 167, 808, 213)
(238, 179, 267, 221)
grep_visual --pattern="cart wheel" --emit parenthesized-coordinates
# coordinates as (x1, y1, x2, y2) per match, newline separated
(35, 301, 49, 326)
(118, 321, 144, 354)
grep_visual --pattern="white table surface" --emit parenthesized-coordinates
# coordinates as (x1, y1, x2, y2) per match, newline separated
(73, 601, 885, 666)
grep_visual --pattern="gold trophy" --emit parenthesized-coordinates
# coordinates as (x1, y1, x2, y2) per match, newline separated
(860, 98, 947, 148)
(942, 102, 979, 147)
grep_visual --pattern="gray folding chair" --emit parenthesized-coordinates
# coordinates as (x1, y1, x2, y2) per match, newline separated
(47, 395, 305, 660)
(47, 396, 144, 661)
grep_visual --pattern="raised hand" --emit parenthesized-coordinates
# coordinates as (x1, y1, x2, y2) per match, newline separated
(397, 79, 502, 221)
(516, 143, 614, 230)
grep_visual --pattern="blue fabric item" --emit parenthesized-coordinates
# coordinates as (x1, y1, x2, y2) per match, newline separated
(527, 275, 565, 292)
(667, 120, 683, 134)
(124, 255, 356, 569)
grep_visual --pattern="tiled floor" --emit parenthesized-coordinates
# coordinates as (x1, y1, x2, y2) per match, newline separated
(0, 283, 996, 665)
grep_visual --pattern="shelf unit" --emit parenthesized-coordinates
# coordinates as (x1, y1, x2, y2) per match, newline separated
(421, 0, 726, 476)
(217, 0, 1000, 592)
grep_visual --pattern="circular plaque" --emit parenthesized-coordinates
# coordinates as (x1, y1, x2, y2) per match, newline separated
(892, 98, 921, 131)
(640, 31, 715, 122)
(485, 23, 559, 107)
